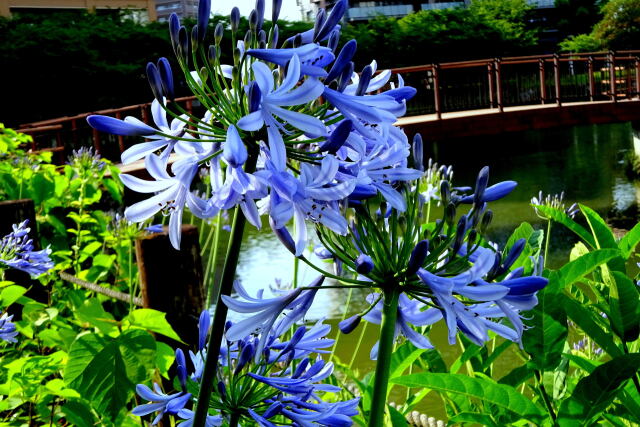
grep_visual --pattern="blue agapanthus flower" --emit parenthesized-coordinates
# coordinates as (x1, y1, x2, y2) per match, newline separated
(132, 383, 191, 425)
(0, 220, 53, 277)
(0, 313, 18, 343)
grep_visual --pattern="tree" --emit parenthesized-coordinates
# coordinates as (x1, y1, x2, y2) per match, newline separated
(593, 0, 640, 48)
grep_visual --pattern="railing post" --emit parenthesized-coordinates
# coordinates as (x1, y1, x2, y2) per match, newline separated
(432, 64, 442, 119)
(609, 50, 617, 103)
(588, 56, 596, 101)
(494, 58, 503, 113)
(140, 104, 150, 124)
(635, 56, 640, 99)
(115, 111, 125, 153)
(539, 58, 547, 104)
(553, 53, 561, 106)
(487, 61, 495, 108)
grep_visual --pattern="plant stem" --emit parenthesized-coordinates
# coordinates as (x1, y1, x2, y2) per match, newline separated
(205, 212, 223, 307)
(368, 286, 399, 427)
(534, 370, 556, 422)
(544, 220, 552, 268)
(229, 412, 240, 427)
(192, 151, 257, 427)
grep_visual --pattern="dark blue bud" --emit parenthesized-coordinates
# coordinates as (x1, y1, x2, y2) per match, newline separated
(272, 0, 283, 22)
(328, 29, 340, 52)
(444, 203, 456, 226)
(225, 320, 233, 332)
(502, 238, 526, 271)
(191, 25, 200, 50)
(248, 81, 262, 113)
(258, 29, 267, 44)
(407, 240, 429, 276)
(505, 266, 525, 280)
(355, 254, 374, 274)
(459, 181, 518, 204)
(470, 202, 486, 228)
(314, 9, 326, 42)
(337, 61, 354, 92)
(283, 326, 306, 352)
(208, 45, 217, 65)
(175, 348, 187, 390)
(255, 0, 265, 30)
(270, 24, 279, 48)
(314, 245, 333, 259)
(249, 9, 258, 31)
(146, 62, 164, 103)
(440, 180, 451, 203)
(356, 65, 373, 96)
(270, 218, 296, 255)
(412, 134, 424, 171)
(235, 343, 255, 374)
(338, 315, 361, 334)
(315, 0, 347, 42)
(178, 26, 189, 58)
(292, 358, 310, 378)
(230, 7, 240, 32)
(217, 381, 227, 399)
(214, 22, 224, 44)
(480, 210, 493, 232)
(244, 29, 252, 46)
(474, 166, 490, 205)
(263, 401, 283, 419)
(452, 215, 467, 254)
(292, 33, 302, 48)
(197, 0, 211, 41)
(503, 276, 548, 296)
(199, 310, 211, 351)
(157, 58, 174, 100)
(169, 13, 181, 50)
(326, 39, 357, 83)
(319, 119, 351, 153)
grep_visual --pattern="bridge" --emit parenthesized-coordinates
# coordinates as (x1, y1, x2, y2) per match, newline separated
(17, 50, 640, 162)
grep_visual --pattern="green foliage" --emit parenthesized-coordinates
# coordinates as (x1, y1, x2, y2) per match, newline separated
(559, 33, 603, 52)
(593, 0, 640, 49)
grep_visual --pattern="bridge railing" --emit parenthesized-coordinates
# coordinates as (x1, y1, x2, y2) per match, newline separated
(17, 50, 640, 161)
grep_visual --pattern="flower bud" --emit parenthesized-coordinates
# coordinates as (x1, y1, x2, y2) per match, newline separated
(314, 244, 333, 260)
(234, 342, 255, 374)
(452, 215, 467, 254)
(169, 13, 181, 51)
(230, 7, 240, 33)
(255, 0, 265, 30)
(444, 202, 456, 227)
(272, 0, 283, 22)
(356, 64, 373, 96)
(292, 33, 302, 48)
(326, 39, 357, 83)
(146, 62, 164, 104)
(355, 254, 374, 274)
(214, 22, 224, 45)
(440, 180, 451, 204)
(337, 61, 354, 92)
(244, 29, 253, 46)
(283, 326, 306, 352)
(338, 315, 361, 334)
(175, 348, 187, 390)
(270, 24, 279, 49)
(407, 240, 429, 276)
(328, 29, 340, 52)
(199, 310, 211, 351)
(501, 238, 526, 272)
(197, 0, 211, 41)
(292, 358, 310, 378)
(474, 166, 490, 205)
(217, 381, 227, 399)
(157, 57, 174, 101)
(248, 81, 262, 113)
(191, 25, 200, 50)
(313, 9, 326, 42)
(178, 26, 189, 59)
(264, 401, 283, 418)
(412, 133, 424, 171)
(319, 119, 351, 153)
(270, 218, 296, 255)
(480, 209, 493, 233)
(249, 9, 258, 31)
(315, 0, 347, 42)
(208, 45, 217, 66)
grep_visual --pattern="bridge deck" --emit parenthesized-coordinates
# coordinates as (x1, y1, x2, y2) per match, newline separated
(397, 99, 640, 140)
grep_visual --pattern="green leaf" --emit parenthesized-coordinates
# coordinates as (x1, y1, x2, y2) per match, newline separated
(30, 172, 55, 205)
(557, 248, 621, 288)
(580, 204, 625, 272)
(523, 271, 568, 371)
(557, 354, 640, 426)
(75, 298, 118, 336)
(387, 405, 408, 426)
(60, 399, 99, 427)
(389, 342, 426, 379)
(127, 308, 183, 342)
(499, 364, 534, 387)
(563, 296, 622, 357)
(103, 178, 123, 204)
(64, 330, 156, 420)
(155, 341, 175, 379)
(0, 285, 27, 308)
(391, 373, 544, 422)
(618, 223, 640, 259)
(449, 412, 498, 427)
(535, 205, 595, 247)
(608, 271, 640, 342)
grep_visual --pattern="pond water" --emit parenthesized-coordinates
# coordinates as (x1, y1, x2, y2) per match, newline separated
(227, 121, 637, 418)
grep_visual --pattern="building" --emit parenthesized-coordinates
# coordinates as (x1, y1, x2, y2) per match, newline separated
(309, 0, 556, 22)
(0, 0, 157, 19)
(154, 0, 197, 22)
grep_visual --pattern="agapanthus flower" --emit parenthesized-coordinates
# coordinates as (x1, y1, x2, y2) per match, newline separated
(0, 313, 18, 343)
(531, 190, 579, 219)
(132, 383, 191, 425)
(0, 220, 53, 277)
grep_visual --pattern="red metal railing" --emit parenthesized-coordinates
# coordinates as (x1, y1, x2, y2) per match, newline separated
(17, 50, 640, 162)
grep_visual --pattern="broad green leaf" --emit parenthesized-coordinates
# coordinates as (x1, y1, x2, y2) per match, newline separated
(389, 342, 426, 379)
(103, 178, 123, 204)
(60, 399, 98, 427)
(563, 296, 622, 357)
(0, 285, 26, 308)
(618, 222, 640, 259)
(608, 271, 640, 342)
(499, 364, 534, 387)
(387, 405, 408, 426)
(564, 354, 600, 374)
(504, 222, 536, 270)
(30, 172, 55, 206)
(75, 298, 117, 336)
(557, 249, 620, 288)
(392, 373, 544, 422)
(155, 341, 175, 379)
(127, 309, 183, 342)
(557, 354, 640, 426)
(449, 412, 498, 427)
(534, 205, 595, 247)
(64, 330, 156, 420)
(523, 271, 567, 371)
(580, 204, 625, 272)
(419, 348, 447, 373)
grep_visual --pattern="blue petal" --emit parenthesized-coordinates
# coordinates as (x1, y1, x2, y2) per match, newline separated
(87, 115, 156, 136)
(223, 125, 248, 168)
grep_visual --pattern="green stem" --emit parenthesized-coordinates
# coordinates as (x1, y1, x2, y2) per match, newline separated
(330, 287, 353, 363)
(368, 287, 400, 427)
(205, 212, 224, 308)
(534, 370, 556, 422)
(544, 220, 552, 268)
(229, 412, 240, 427)
(193, 151, 258, 426)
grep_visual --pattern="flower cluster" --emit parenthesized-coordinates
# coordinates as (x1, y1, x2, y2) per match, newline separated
(0, 312, 18, 343)
(87, 0, 418, 250)
(0, 220, 53, 277)
(68, 146, 106, 174)
(133, 301, 358, 426)
(531, 190, 578, 219)
(317, 166, 548, 356)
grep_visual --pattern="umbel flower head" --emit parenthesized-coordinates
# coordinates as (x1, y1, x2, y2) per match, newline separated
(86, 0, 418, 250)
(133, 304, 358, 426)
(0, 220, 53, 277)
(318, 165, 548, 355)
(0, 312, 18, 343)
